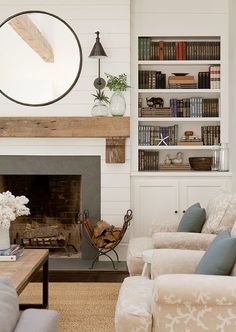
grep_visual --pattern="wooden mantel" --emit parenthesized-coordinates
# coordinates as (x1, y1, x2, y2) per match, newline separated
(0, 117, 130, 163)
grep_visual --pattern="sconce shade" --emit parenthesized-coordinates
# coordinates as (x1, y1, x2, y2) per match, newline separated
(89, 31, 107, 58)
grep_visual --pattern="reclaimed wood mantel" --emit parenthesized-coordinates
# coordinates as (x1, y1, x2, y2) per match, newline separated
(0, 117, 130, 163)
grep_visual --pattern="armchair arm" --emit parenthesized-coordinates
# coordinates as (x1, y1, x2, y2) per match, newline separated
(152, 274, 236, 332)
(151, 249, 204, 279)
(149, 222, 179, 235)
(127, 237, 154, 276)
(152, 232, 216, 250)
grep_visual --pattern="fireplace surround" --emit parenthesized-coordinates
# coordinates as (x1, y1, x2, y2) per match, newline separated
(0, 155, 100, 259)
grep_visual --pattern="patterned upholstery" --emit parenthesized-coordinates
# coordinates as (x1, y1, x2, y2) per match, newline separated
(116, 249, 236, 332)
(127, 193, 236, 276)
(202, 193, 236, 234)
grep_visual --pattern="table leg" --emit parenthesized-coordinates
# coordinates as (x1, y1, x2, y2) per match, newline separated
(42, 258, 49, 308)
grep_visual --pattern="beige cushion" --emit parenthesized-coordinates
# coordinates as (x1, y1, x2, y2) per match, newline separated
(202, 193, 236, 234)
(115, 276, 153, 332)
(151, 249, 205, 279)
(0, 277, 19, 332)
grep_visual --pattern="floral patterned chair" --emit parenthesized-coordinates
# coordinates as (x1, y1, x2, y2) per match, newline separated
(127, 193, 236, 276)
(115, 245, 236, 332)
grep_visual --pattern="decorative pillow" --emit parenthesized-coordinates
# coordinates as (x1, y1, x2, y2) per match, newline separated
(195, 230, 236, 275)
(202, 193, 236, 234)
(177, 203, 206, 233)
(0, 277, 19, 332)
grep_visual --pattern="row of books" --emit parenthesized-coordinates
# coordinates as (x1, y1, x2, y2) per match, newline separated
(138, 38, 220, 61)
(139, 67, 220, 89)
(138, 125, 178, 146)
(138, 125, 220, 146)
(169, 98, 219, 118)
(0, 244, 24, 261)
(139, 71, 166, 89)
(201, 126, 220, 146)
(138, 150, 159, 171)
(198, 66, 220, 89)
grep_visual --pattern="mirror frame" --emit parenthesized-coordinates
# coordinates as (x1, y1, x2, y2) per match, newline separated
(0, 10, 83, 107)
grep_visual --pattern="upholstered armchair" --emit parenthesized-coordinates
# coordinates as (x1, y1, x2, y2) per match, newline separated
(127, 193, 236, 276)
(116, 247, 236, 332)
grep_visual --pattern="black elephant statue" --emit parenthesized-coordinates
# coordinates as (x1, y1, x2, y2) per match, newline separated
(146, 97, 164, 108)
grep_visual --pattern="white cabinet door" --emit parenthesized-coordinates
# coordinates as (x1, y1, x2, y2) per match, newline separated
(179, 178, 231, 211)
(132, 178, 179, 237)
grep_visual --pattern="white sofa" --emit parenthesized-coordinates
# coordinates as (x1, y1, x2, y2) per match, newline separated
(127, 193, 236, 275)
(116, 247, 236, 332)
(0, 277, 59, 332)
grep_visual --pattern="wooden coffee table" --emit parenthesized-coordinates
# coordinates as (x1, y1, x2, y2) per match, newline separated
(0, 249, 49, 309)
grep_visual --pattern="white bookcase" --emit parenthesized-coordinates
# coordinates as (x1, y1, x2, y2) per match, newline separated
(136, 36, 224, 172)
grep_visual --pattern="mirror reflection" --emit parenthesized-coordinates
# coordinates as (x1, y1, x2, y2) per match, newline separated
(0, 11, 82, 106)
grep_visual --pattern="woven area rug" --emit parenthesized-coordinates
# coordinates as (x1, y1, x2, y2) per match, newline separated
(19, 282, 121, 332)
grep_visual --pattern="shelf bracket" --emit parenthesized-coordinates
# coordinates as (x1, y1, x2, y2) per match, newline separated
(106, 137, 126, 163)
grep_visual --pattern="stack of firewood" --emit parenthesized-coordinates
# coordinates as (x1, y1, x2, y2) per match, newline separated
(92, 220, 122, 249)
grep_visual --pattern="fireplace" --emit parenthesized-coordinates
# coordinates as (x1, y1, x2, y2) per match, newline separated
(0, 155, 101, 259)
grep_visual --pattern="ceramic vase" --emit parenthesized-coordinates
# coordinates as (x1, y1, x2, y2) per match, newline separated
(0, 226, 10, 250)
(109, 91, 126, 116)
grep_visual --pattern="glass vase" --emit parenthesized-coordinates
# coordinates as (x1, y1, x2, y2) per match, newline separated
(219, 143, 229, 171)
(109, 91, 126, 116)
(91, 101, 109, 117)
(211, 145, 220, 171)
(0, 226, 10, 250)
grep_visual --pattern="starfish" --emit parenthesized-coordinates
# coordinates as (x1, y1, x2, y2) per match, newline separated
(156, 133, 169, 146)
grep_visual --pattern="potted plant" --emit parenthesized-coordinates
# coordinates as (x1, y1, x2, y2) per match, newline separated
(105, 73, 129, 116)
(91, 89, 110, 117)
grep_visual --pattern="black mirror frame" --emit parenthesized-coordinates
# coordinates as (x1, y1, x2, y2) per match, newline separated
(0, 10, 83, 107)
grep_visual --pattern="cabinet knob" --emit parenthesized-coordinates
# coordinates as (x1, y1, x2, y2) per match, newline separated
(174, 210, 178, 214)
(183, 210, 186, 213)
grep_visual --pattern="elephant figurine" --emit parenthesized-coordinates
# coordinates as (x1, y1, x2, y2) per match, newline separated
(146, 97, 164, 108)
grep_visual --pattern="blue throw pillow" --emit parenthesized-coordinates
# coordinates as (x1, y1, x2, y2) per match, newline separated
(177, 202, 206, 233)
(195, 230, 236, 275)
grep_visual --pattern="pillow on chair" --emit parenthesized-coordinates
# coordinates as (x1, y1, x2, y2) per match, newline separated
(177, 203, 206, 233)
(195, 230, 236, 275)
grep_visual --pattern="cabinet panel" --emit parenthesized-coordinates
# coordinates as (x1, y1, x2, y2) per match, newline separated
(180, 179, 231, 210)
(132, 179, 179, 237)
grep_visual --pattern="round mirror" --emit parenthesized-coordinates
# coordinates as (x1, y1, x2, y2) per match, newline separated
(0, 11, 82, 106)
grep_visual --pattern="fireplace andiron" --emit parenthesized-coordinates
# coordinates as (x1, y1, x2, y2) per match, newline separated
(78, 209, 133, 269)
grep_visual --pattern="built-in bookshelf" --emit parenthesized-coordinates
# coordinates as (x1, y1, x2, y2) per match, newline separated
(136, 36, 223, 172)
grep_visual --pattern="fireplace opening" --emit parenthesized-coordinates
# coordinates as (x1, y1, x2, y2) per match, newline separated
(0, 155, 101, 260)
(1, 175, 81, 257)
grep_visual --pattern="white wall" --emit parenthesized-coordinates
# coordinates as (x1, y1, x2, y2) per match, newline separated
(0, 0, 130, 260)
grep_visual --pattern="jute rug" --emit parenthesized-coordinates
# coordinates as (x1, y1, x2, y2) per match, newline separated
(19, 282, 121, 332)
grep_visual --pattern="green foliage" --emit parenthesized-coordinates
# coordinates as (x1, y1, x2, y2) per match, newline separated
(92, 89, 110, 104)
(105, 73, 129, 92)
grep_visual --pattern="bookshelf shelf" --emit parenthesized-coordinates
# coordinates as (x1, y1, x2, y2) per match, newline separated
(138, 89, 220, 93)
(138, 145, 217, 150)
(138, 117, 220, 122)
(138, 60, 221, 65)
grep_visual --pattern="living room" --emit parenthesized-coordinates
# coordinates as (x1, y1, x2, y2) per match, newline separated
(1, 0, 236, 331)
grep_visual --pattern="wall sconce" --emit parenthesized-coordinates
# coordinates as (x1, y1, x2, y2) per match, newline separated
(89, 31, 107, 90)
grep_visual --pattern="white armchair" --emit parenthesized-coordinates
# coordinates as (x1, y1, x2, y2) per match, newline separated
(127, 193, 236, 275)
(116, 248, 236, 332)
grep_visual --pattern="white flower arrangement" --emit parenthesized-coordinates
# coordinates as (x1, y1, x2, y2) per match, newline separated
(0, 191, 30, 229)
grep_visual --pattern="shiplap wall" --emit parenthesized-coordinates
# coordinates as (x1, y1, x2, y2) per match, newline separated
(0, 0, 130, 260)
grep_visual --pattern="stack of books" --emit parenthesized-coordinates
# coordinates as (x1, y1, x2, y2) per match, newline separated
(179, 135, 203, 145)
(141, 107, 171, 117)
(168, 75, 197, 89)
(0, 244, 24, 261)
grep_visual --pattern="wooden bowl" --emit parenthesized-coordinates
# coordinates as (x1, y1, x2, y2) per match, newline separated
(189, 157, 212, 171)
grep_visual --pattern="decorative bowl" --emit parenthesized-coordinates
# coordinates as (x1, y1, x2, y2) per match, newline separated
(189, 157, 212, 171)
(171, 73, 189, 76)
